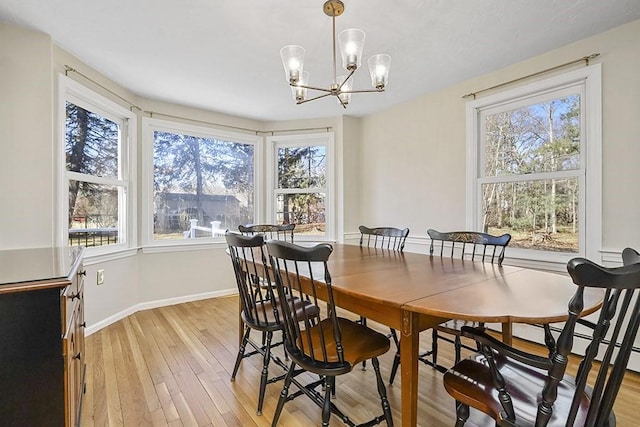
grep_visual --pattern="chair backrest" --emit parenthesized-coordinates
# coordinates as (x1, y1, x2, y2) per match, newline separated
(238, 223, 295, 243)
(266, 240, 349, 374)
(359, 225, 409, 252)
(427, 228, 511, 265)
(225, 232, 279, 328)
(495, 248, 640, 426)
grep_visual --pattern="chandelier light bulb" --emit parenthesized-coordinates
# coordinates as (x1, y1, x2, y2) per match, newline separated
(337, 75, 353, 105)
(292, 71, 310, 102)
(280, 45, 305, 84)
(338, 29, 365, 71)
(367, 54, 391, 89)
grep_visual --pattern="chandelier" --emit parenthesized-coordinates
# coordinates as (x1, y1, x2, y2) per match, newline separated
(280, 0, 391, 108)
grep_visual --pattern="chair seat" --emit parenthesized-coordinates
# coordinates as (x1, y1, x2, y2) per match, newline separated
(243, 296, 320, 329)
(301, 317, 391, 368)
(443, 353, 592, 426)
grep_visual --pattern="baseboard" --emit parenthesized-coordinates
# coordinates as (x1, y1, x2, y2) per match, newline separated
(85, 287, 238, 336)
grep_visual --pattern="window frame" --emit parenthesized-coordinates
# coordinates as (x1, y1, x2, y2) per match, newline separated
(57, 74, 137, 259)
(266, 132, 335, 242)
(141, 117, 262, 251)
(465, 64, 602, 267)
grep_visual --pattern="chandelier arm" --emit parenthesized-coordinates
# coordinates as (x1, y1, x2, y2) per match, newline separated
(297, 93, 334, 104)
(337, 68, 356, 91)
(337, 96, 348, 109)
(340, 88, 386, 94)
(292, 84, 333, 93)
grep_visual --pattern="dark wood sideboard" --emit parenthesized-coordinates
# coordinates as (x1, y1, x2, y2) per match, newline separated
(0, 247, 85, 427)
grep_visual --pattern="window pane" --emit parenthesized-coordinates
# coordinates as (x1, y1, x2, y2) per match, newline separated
(68, 180, 120, 247)
(277, 146, 326, 189)
(276, 193, 325, 235)
(482, 178, 579, 253)
(65, 101, 119, 178)
(484, 95, 580, 177)
(153, 131, 254, 240)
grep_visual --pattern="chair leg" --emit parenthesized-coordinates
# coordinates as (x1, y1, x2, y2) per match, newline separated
(454, 400, 469, 427)
(231, 327, 251, 381)
(322, 376, 333, 427)
(454, 335, 462, 364)
(389, 328, 400, 350)
(281, 330, 289, 361)
(272, 362, 296, 427)
(372, 357, 393, 426)
(256, 331, 273, 415)
(389, 349, 400, 385)
(360, 316, 367, 370)
(432, 328, 439, 367)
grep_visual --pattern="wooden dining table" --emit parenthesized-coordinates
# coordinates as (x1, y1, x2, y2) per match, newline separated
(307, 243, 605, 427)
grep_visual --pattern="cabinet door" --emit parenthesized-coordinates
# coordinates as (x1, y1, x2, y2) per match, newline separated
(0, 288, 65, 426)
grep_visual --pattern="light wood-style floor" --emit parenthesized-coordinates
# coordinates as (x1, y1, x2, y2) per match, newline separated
(80, 295, 640, 426)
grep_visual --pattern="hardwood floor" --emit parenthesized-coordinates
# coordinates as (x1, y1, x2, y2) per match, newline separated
(80, 295, 640, 426)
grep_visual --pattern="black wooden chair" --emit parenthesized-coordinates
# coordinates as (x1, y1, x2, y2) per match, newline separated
(359, 225, 409, 252)
(267, 240, 394, 427)
(239, 223, 295, 242)
(358, 225, 409, 369)
(443, 247, 640, 426)
(389, 228, 511, 384)
(238, 224, 295, 297)
(225, 232, 318, 415)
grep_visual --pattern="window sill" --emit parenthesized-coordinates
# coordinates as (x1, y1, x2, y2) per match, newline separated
(141, 239, 227, 254)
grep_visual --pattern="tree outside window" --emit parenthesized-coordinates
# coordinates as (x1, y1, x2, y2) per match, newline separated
(150, 127, 255, 240)
(275, 145, 327, 236)
(65, 101, 126, 248)
(481, 95, 581, 253)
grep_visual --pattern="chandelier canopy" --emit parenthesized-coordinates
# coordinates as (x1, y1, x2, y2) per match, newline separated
(280, 0, 391, 108)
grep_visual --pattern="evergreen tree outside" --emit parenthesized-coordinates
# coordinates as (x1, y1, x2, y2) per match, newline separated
(275, 145, 326, 234)
(65, 101, 121, 246)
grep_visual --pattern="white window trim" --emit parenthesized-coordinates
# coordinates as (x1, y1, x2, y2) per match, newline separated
(57, 74, 137, 259)
(465, 64, 602, 268)
(141, 117, 262, 252)
(266, 132, 335, 242)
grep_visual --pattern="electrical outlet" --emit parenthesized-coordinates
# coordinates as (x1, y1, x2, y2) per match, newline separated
(97, 269, 105, 285)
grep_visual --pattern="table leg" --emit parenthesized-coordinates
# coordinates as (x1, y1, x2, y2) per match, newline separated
(400, 310, 419, 427)
(501, 321, 512, 346)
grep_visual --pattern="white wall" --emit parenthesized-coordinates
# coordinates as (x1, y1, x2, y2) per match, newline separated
(341, 116, 363, 242)
(0, 23, 54, 248)
(360, 19, 640, 258)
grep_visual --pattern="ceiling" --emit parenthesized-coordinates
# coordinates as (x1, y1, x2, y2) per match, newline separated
(1, 0, 639, 122)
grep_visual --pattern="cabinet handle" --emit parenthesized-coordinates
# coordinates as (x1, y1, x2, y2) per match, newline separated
(74, 352, 82, 360)
(81, 322, 86, 328)
(79, 270, 87, 276)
